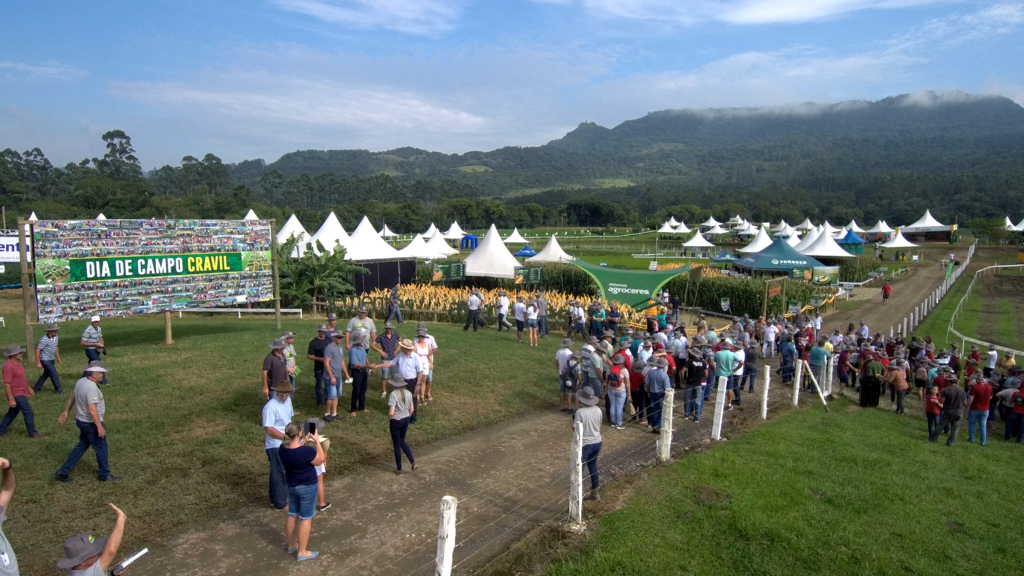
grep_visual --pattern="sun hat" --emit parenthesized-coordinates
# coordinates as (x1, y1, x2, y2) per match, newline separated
(316, 324, 329, 332)
(2, 344, 26, 357)
(595, 342, 610, 355)
(56, 532, 108, 569)
(612, 355, 625, 365)
(562, 338, 573, 348)
(688, 347, 703, 358)
(602, 330, 614, 339)
(417, 322, 428, 331)
(575, 386, 599, 406)
(46, 323, 60, 331)
(384, 321, 394, 329)
(643, 340, 653, 348)
(570, 351, 581, 359)
(280, 331, 296, 339)
(351, 331, 366, 344)
(399, 338, 414, 350)
(327, 313, 338, 320)
(357, 307, 368, 314)
(586, 336, 598, 344)
(270, 380, 294, 393)
(388, 374, 408, 388)
(416, 329, 428, 337)
(89, 315, 101, 323)
(655, 357, 669, 369)
(268, 338, 287, 349)
(618, 340, 630, 349)
(331, 331, 344, 339)
(83, 360, 108, 373)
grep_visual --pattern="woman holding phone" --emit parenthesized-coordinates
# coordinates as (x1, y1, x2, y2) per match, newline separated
(278, 421, 326, 561)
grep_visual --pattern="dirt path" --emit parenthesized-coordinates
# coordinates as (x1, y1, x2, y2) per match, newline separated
(131, 259, 956, 576)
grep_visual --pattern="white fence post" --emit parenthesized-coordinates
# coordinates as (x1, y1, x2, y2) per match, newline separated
(761, 366, 770, 420)
(435, 496, 458, 576)
(658, 388, 674, 462)
(825, 355, 834, 397)
(712, 376, 728, 440)
(792, 361, 803, 406)
(569, 422, 583, 525)
(803, 361, 830, 411)
(903, 317, 908, 336)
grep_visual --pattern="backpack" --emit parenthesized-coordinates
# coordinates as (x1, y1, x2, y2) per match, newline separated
(565, 361, 580, 388)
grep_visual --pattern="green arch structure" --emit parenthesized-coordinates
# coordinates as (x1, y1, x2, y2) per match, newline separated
(570, 260, 692, 311)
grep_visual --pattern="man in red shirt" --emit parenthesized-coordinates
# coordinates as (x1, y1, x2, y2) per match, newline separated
(0, 344, 44, 438)
(967, 377, 994, 445)
(1005, 383, 1024, 444)
(881, 282, 892, 304)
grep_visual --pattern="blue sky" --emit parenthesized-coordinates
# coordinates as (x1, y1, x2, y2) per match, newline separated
(2, 1, 1023, 169)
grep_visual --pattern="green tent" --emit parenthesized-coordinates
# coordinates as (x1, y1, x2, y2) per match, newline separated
(733, 238, 823, 274)
(571, 260, 691, 309)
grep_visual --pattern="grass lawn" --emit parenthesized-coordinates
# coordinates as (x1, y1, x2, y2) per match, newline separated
(547, 397, 1024, 576)
(0, 292, 564, 575)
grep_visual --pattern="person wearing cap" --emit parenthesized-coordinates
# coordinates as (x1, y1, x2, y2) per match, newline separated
(347, 332, 373, 417)
(966, 377, 993, 445)
(379, 339, 424, 425)
(536, 291, 549, 338)
(55, 361, 117, 482)
(34, 323, 63, 393)
(591, 302, 606, 339)
(55, 503, 126, 575)
(371, 321, 401, 399)
(281, 332, 298, 390)
(464, 289, 483, 332)
(682, 346, 707, 421)
(607, 355, 629, 430)
(386, 374, 416, 474)
(263, 339, 289, 400)
(779, 335, 796, 384)
(1, 345, 43, 439)
(325, 313, 339, 334)
(526, 299, 540, 347)
(555, 339, 575, 410)
(588, 342, 608, 401)
(307, 325, 332, 410)
(512, 296, 527, 343)
(645, 357, 672, 432)
(580, 336, 595, 378)
(278, 421, 326, 561)
(712, 342, 742, 411)
(808, 339, 830, 393)
(930, 375, 967, 446)
(860, 353, 885, 408)
(80, 316, 107, 386)
(322, 331, 351, 422)
(261, 380, 294, 510)
(0, 456, 20, 574)
(885, 358, 911, 415)
(345, 308, 377, 351)
(573, 386, 603, 500)
(569, 300, 586, 340)
(496, 291, 512, 332)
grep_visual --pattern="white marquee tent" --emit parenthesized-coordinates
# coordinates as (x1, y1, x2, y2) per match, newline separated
(667, 216, 680, 226)
(1015, 217, 1024, 232)
(704, 224, 729, 236)
(345, 216, 401, 261)
(426, 232, 460, 256)
(795, 218, 815, 231)
(771, 220, 791, 233)
(310, 212, 350, 254)
(396, 235, 441, 259)
(243, 209, 259, 221)
(846, 219, 866, 233)
(503, 228, 528, 243)
(901, 210, 947, 232)
(683, 231, 715, 248)
(674, 222, 691, 233)
(28, 212, 38, 222)
(865, 221, 895, 234)
(700, 216, 721, 227)
(423, 223, 439, 238)
(738, 228, 774, 253)
(276, 214, 311, 256)
(792, 227, 821, 253)
(773, 223, 798, 238)
(96, 213, 107, 221)
(444, 221, 466, 240)
(465, 224, 520, 278)
(879, 230, 918, 249)
(378, 224, 398, 238)
(526, 235, 575, 263)
(785, 233, 802, 247)
(800, 228, 854, 258)
(1003, 217, 1017, 231)
(657, 222, 677, 233)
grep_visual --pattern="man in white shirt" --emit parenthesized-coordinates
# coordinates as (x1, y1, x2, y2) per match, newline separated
(763, 322, 778, 358)
(512, 296, 527, 343)
(984, 345, 999, 378)
(732, 343, 746, 406)
(497, 291, 512, 332)
(856, 321, 870, 344)
(555, 339, 574, 411)
(570, 301, 586, 339)
(464, 289, 483, 332)
(813, 313, 823, 338)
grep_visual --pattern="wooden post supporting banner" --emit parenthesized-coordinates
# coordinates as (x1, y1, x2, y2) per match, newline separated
(164, 311, 174, 346)
(270, 218, 282, 331)
(435, 496, 458, 576)
(712, 376, 728, 440)
(760, 366, 770, 420)
(18, 220, 35, 364)
(658, 388, 674, 462)
(569, 422, 583, 525)
(792, 361, 803, 406)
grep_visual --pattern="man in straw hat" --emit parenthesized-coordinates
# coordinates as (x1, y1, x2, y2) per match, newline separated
(645, 357, 672, 433)
(379, 339, 424, 425)
(0, 456, 20, 574)
(55, 503, 126, 575)
(371, 321, 401, 399)
(1, 344, 44, 439)
(263, 338, 289, 400)
(573, 386, 603, 500)
(262, 380, 294, 510)
(55, 361, 117, 482)
(325, 312, 339, 334)
(346, 331, 373, 417)
(681, 346, 708, 422)
(34, 323, 63, 393)
(80, 316, 107, 385)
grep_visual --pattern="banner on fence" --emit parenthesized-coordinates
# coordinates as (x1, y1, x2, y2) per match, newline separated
(811, 266, 840, 285)
(514, 266, 544, 284)
(720, 297, 730, 312)
(0, 235, 31, 263)
(788, 300, 802, 314)
(32, 219, 274, 323)
(432, 262, 465, 281)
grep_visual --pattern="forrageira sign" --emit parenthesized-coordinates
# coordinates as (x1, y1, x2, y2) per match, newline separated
(70, 253, 243, 282)
(571, 260, 691, 309)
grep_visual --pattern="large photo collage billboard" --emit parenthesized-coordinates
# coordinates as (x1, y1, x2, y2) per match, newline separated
(33, 219, 274, 323)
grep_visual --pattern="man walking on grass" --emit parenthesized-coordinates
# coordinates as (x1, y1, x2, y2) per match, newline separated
(80, 316, 107, 385)
(55, 361, 118, 482)
(372, 321, 401, 398)
(262, 339, 288, 400)
(307, 325, 331, 410)
(1, 345, 44, 439)
(34, 324, 62, 393)
(929, 379, 966, 446)
(464, 289, 483, 332)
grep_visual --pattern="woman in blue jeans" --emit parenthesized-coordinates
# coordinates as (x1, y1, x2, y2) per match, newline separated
(279, 421, 326, 562)
(574, 386, 603, 500)
(387, 375, 417, 474)
(607, 356, 629, 429)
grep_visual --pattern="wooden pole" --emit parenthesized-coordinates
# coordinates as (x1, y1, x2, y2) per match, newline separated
(760, 366, 770, 420)
(270, 218, 282, 331)
(569, 421, 583, 525)
(435, 495, 457, 576)
(711, 376, 727, 440)
(658, 388, 674, 462)
(18, 220, 35, 364)
(164, 311, 174, 345)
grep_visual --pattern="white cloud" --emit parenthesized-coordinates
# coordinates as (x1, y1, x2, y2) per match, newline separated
(0, 61, 86, 81)
(269, 0, 463, 35)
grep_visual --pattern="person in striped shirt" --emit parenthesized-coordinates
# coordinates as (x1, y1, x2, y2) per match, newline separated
(80, 316, 107, 385)
(34, 323, 62, 393)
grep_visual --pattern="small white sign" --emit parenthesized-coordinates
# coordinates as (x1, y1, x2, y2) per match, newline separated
(649, 261, 658, 271)
(0, 265, 5, 274)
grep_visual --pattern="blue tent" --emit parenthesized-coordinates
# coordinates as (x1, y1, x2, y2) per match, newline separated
(710, 250, 738, 268)
(514, 246, 537, 257)
(460, 235, 479, 250)
(837, 229, 866, 254)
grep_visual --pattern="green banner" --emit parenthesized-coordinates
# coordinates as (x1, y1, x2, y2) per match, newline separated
(432, 262, 465, 281)
(69, 252, 242, 283)
(571, 260, 691, 309)
(514, 266, 544, 284)
(811, 266, 840, 285)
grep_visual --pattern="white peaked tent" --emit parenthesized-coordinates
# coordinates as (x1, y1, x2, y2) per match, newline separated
(277, 214, 311, 256)
(309, 212, 350, 254)
(657, 222, 677, 233)
(96, 213, 107, 221)
(771, 220, 790, 233)
(674, 222, 691, 233)
(1003, 217, 1017, 231)
(526, 235, 575, 263)
(396, 235, 440, 259)
(423, 223, 439, 238)
(378, 224, 398, 238)
(444, 221, 466, 240)
(700, 216, 721, 227)
(774, 224, 798, 238)
(800, 228, 853, 258)
(879, 230, 918, 249)
(820, 221, 841, 238)
(902, 210, 946, 232)
(683, 231, 715, 248)
(1015, 218, 1024, 232)
(846, 219, 866, 233)
(503, 228, 528, 243)
(737, 222, 758, 236)
(28, 212, 38, 222)
(796, 218, 814, 231)
(243, 209, 259, 221)
(667, 216, 680, 226)
(465, 224, 520, 278)
(786, 233, 802, 247)
(793, 227, 821, 253)
(426, 232, 460, 256)
(739, 228, 773, 253)
(345, 216, 400, 261)
(865, 220, 895, 234)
